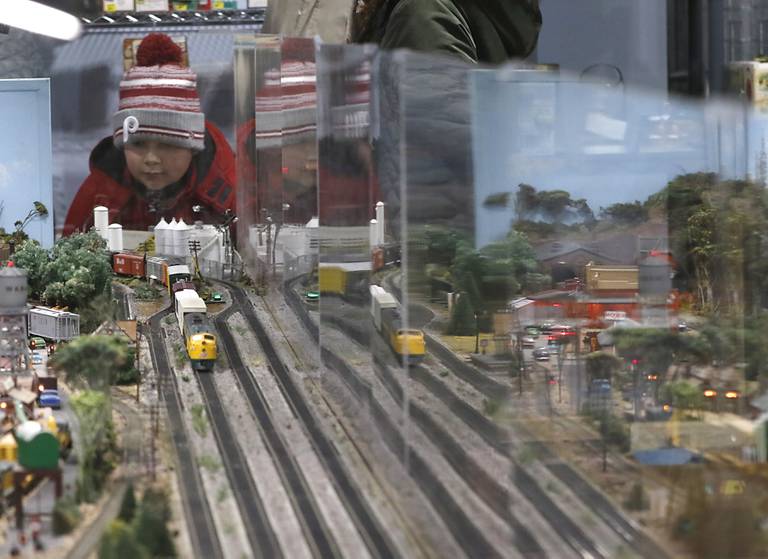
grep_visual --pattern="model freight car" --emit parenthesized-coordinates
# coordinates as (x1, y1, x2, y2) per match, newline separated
(145, 256, 169, 284)
(166, 264, 193, 297)
(112, 253, 145, 277)
(28, 307, 79, 342)
(370, 285, 425, 365)
(112, 252, 175, 287)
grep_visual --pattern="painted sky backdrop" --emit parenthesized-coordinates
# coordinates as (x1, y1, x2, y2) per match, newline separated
(0, 78, 53, 247)
(470, 70, 755, 247)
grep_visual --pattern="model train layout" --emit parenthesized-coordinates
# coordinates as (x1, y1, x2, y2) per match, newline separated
(112, 253, 217, 371)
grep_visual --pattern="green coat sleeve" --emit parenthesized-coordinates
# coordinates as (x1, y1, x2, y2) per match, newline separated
(379, 0, 478, 63)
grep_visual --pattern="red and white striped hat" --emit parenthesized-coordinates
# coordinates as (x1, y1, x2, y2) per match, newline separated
(112, 33, 205, 152)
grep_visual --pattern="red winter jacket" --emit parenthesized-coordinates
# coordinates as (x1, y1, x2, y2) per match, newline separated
(63, 121, 236, 235)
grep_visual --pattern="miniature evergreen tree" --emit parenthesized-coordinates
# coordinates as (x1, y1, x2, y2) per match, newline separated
(98, 520, 149, 559)
(447, 293, 476, 336)
(118, 482, 137, 522)
(133, 487, 177, 558)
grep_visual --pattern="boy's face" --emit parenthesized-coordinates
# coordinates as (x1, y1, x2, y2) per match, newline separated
(124, 140, 194, 191)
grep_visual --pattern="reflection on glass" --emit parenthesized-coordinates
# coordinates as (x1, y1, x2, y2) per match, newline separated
(237, 38, 768, 559)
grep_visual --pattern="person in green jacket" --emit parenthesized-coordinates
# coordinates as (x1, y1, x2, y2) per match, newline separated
(350, 0, 542, 64)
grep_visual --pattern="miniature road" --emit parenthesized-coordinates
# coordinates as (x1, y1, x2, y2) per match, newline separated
(147, 310, 223, 559)
(219, 281, 398, 559)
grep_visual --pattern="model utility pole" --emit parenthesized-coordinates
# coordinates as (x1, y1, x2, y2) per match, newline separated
(188, 239, 202, 280)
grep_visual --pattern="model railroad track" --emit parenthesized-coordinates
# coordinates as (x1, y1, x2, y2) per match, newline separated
(425, 338, 671, 559)
(194, 363, 282, 556)
(213, 307, 334, 558)
(146, 311, 222, 559)
(281, 279, 542, 558)
(219, 281, 398, 559)
(289, 287, 603, 559)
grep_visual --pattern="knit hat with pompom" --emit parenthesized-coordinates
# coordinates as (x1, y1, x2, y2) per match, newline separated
(112, 33, 205, 152)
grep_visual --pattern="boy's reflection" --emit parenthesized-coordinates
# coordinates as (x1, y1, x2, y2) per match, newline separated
(63, 32, 236, 235)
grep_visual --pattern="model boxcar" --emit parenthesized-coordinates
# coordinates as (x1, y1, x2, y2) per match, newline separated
(28, 307, 80, 341)
(146, 256, 169, 285)
(113, 253, 145, 277)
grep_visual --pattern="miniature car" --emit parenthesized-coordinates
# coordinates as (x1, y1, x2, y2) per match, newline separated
(28, 337, 46, 351)
(522, 335, 537, 348)
(210, 292, 223, 303)
(590, 379, 611, 393)
(532, 347, 550, 361)
(305, 291, 320, 302)
(39, 389, 61, 409)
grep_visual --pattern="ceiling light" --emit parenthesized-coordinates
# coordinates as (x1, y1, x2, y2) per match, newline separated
(0, 0, 82, 41)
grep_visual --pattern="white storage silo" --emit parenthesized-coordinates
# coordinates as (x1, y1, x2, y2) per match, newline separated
(93, 206, 109, 241)
(0, 266, 28, 313)
(176, 219, 190, 257)
(154, 218, 169, 255)
(107, 224, 124, 252)
(0, 266, 29, 371)
(167, 218, 179, 256)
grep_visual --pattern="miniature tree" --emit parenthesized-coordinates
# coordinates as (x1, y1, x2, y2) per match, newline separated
(12, 231, 111, 310)
(585, 351, 622, 381)
(98, 520, 149, 559)
(660, 381, 704, 413)
(52, 495, 81, 535)
(118, 482, 137, 523)
(133, 487, 176, 558)
(50, 335, 135, 390)
(14, 201, 48, 233)
(447, 293, 476, 336)
(624, 481, 649, 511)
(70, 391, 116, 502)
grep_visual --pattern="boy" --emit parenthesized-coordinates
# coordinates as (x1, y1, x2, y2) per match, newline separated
(63, 33, 236, 234)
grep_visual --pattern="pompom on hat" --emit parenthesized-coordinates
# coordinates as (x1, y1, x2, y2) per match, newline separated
(112, 33, 205, 152)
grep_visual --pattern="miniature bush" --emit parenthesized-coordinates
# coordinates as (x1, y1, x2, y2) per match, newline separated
(190, 405, 208, 437)
(51, 335, 135, 390)
(132, 487, 176, 558)
(625, 481, 649, 511)
(446, 293, 476, 336)
(118, 482, 137, 522)
(71, 391, 117, 502)
(98, 520, 149, 559)
(52, 495, 81, 535)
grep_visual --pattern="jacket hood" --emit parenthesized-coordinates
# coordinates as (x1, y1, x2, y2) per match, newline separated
(351, 0, 542, 62)
(471, 0, 542, 59)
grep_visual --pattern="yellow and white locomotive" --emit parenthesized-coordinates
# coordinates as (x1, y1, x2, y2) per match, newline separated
(370, 285, 426, 365)
(167, 264, 217, 371)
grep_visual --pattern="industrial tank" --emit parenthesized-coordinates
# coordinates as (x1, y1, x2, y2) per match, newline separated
(0, 266, 28, 312)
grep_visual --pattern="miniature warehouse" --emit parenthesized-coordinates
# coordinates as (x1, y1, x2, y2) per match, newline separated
(1, 3, 768, 558)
